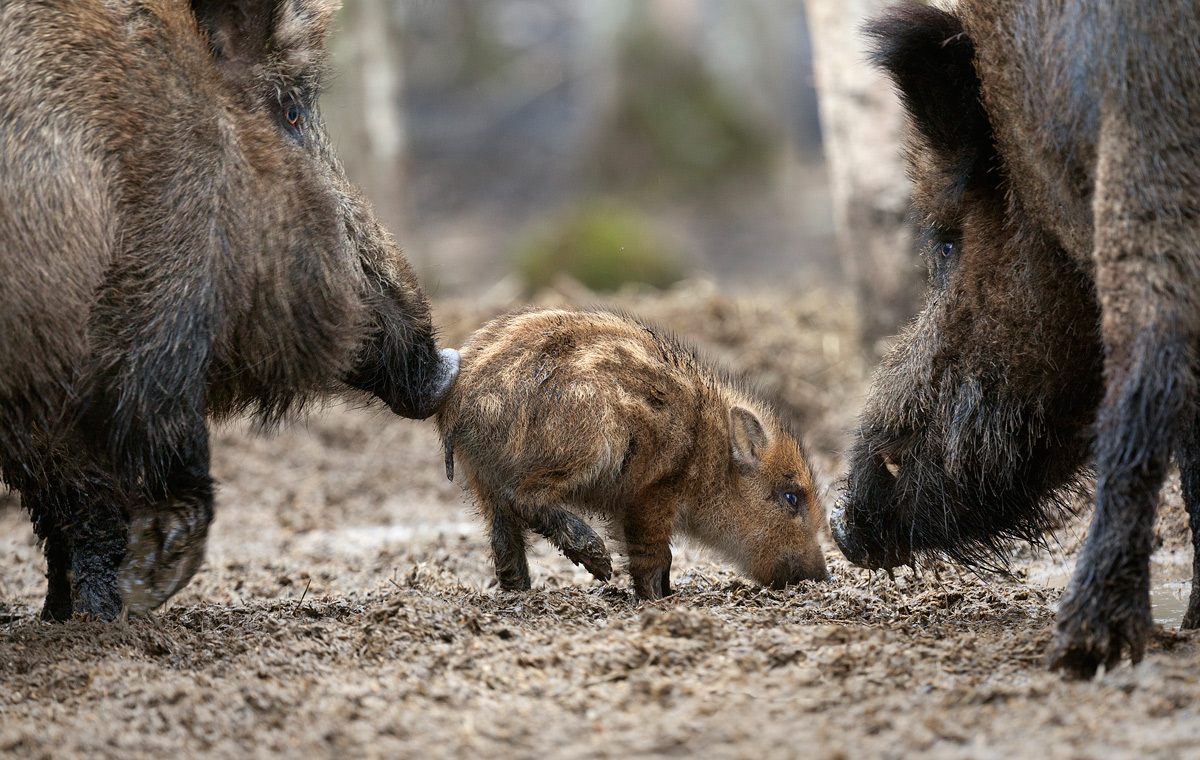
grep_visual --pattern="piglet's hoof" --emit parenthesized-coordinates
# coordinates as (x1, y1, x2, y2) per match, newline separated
(553, 519, 613, 582)
(118, 496, 211, 618)
(566, 532, 613, 583)
(631, 558, 673, 601)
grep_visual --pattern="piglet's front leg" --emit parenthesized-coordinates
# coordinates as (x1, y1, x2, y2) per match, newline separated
(526, 505, 613, 583)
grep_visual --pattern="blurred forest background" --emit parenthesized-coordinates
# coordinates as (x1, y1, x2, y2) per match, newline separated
(321, 0, 921, 349)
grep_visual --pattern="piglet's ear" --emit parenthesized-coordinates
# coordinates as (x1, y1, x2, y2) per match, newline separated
(730, 407, 768, 472)
(865, 3, 993, 191)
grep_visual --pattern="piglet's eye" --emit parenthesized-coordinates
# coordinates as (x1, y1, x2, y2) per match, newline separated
(938, 241, 956, 258)
(783, 491, 801, 509)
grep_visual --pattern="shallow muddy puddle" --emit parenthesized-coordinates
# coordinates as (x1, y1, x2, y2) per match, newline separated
(1152, 576, 1192, 628)
(1032, 560, 1193, 629)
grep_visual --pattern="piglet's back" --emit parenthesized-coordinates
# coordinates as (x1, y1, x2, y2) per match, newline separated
(437, 308, 708, 494)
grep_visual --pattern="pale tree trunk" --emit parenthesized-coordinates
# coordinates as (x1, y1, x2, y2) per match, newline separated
(573, 0, 635, 167)
(325, 0, 411, 254)
(803, 0, 923, 354)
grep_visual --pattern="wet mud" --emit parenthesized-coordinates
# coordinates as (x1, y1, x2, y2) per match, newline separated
(2, 283, 1199, 759)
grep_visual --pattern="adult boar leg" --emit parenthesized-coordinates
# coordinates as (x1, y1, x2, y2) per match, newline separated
(118, 426, 213, 617)
(1051, 321, 1186, 676)
(1051, 119, 1198, 677)
(26, 487, 126, 622)
(40, 526, 74, 622)
(1177, 403, 1200, 629)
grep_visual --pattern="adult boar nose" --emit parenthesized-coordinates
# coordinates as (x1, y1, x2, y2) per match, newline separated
(394, 347, 459, 419)
(831, 489, 911, 570)
(430, 346, 460, 404)
(829, 493, 866, 564)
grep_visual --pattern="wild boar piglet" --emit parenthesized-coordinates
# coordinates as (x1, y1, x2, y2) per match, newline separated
(438, 308, 829, 600)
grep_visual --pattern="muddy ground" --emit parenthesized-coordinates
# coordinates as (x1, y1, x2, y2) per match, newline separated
(2, 283, 1200, 759)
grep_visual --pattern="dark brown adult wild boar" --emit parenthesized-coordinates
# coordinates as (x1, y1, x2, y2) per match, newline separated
(437, 308, 828, 600)
(830, 0, 1200, 677)
(0, 0, 459, 622)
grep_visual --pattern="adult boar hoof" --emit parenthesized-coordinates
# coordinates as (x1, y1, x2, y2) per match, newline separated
(118, 497, 211, 617)
(1049, 597, 1150, 679)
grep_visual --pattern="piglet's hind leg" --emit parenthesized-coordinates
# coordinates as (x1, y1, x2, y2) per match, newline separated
(526, 505, 612, 582)
(489, 505, 533, 591)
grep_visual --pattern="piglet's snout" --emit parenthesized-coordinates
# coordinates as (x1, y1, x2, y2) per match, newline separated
(766, 550, 830, 588)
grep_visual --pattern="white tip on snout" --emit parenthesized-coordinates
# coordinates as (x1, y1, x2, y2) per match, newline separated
(433, 348, 460, 399)
(439, 347, 460, 377)
(829, 496, 848, 543)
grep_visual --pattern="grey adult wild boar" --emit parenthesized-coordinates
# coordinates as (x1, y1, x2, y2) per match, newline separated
(438, 308, 828, 600)
(830, 0, 1200, 677)
(0, 0, 458, 622)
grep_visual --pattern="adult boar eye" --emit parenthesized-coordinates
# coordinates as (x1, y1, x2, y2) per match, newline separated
(783, 490, 802, 511)
(281, 102, 306, 141)
(938, 241, 955, 258)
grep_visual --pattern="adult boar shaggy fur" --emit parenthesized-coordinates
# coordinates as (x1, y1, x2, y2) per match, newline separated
(831, 0, 1200, 677)
(0, 0, 458, 622)
(438, 308, 828, 600)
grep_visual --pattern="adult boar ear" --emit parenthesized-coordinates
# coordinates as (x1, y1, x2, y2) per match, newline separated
(272, 0, 340, 74)
(865, 4, 993, 194)
(191, 0, 339, 73)
(730, 407, 768, 472)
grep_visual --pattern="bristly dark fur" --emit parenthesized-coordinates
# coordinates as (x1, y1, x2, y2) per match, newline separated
(841, 424, 1093, 573)
(0, 0, 456, 622)
(865, 3, 995, 200)
(836, 0, 1200, 678)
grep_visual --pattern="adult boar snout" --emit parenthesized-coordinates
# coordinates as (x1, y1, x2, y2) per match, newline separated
(392, 347, 459, 419)
(429, 347, 461, 409)
(831, 485, 912, 572)
(829, 494, 861, 564)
